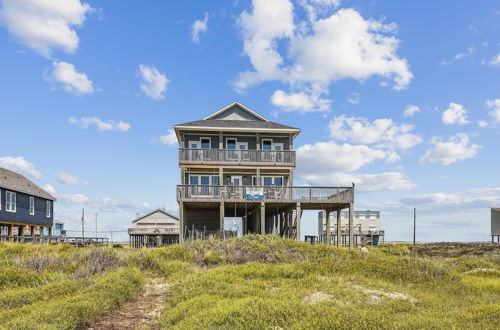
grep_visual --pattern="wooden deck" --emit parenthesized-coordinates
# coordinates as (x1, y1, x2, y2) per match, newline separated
(177, 185, 354, 205)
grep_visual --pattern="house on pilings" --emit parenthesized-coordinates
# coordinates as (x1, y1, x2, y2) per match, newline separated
(174, 102, 355, 247)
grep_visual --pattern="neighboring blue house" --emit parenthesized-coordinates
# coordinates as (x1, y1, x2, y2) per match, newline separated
(0, 167, 56, 241)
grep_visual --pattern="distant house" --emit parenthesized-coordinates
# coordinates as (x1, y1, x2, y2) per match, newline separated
(0, 167, 56, 242)
(128, 209, 180, 248)
(52, 221, 65, 237)
(318, 210, 384, 246)
(491, 208, 500, 243)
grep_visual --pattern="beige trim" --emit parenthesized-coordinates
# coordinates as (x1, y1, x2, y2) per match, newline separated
(203, 102, 270, 122)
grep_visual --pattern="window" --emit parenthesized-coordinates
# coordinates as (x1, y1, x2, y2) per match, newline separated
(200, 137, 211, 149)
(252, 176, 261, 186)
(46, 201, 51, 218)
(262, 139, 272, 150)
(200, 176, 210, 185)
(262, 176, 284, 186)
(29, 196, 35, 215)
(226, 138, 236, 150)
(190, 176, 199, 185)
(6, 191, 16, 212)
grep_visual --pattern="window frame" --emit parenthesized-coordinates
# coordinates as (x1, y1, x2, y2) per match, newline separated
(29, 196, 35, 215)
(6, 191, 16, 213)
(46, 200, 51, 218)
(199, 137, 211, 149)
(261, 139, 273, 150)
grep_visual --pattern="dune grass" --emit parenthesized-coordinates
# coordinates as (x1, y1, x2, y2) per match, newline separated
(0, 237, 499, 329)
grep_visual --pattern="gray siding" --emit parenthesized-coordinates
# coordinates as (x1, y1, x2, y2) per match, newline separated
(184, 132, 292, 150)
(210, 105, 262, 121)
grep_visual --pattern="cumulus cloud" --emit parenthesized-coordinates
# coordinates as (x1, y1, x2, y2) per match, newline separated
(68, 117, 131, 132)
(47, 61, 94, 95)
(236, 1, 412, 112)
(59, 193, 150, 212)
(441, 103, 470, 125)
(328, 115, 422, 150)
(57, 172, 88, 185)
(486, 99, 500, 123)
(403, 104, 420, 117)
(42, 184, 56, 195)
(0, 156, 41, 178)
(488, 53, 500, 67)
(139, 64, 169, 100)
(0, 0, 92, 57)
(270, 89, 331, 112)
(158, 129, 178, 145)
(301, 171, 415, 192)
(295, 141, 412, 191)
(191, 12, 208, 43)
(419, 133, 479, 166)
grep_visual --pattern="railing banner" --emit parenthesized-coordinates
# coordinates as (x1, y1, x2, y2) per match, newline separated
(245, 187, 264, 200)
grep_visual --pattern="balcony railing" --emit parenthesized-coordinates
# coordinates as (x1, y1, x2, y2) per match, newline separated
(179, 148, 295, 165)
(177, 185, 353, 204)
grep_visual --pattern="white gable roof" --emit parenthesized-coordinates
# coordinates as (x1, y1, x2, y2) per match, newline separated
(203, 102, 270, 122)
(132, 209, 179, 224)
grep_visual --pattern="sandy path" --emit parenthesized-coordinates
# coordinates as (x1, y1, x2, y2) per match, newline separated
(88, 277, 170, 330)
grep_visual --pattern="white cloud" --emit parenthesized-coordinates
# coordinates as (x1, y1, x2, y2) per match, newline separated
(48, 61, 94, 95)
(270, 89, 331, 112)
(488, 53, 500, 67)
(59, 193, 150, 212)
(68, 117, 131, 132)
(139, 64, 169, 100)
(346, 92, 360, 104)
(301, 171, 415, 192)
(403, 104, 420, 117)
(57, 172, 88, 185)
(486, 99, 500, 123)
(158, 129, 178, 146)
(399, 191, 500, 214)
(478, 120, 488, 128)
(419, 133, 479, 166)
(0, 0, 92, 57)
(295, 141, 413, 191)
(441, 102, 469, 125)
(299, 0, 341, 22)
(236, 2, 412, 112)
(0, 156, 41, 178)
(328, 115, 422, 150)
(42, 184, 56, 195)
(191, 12, 208, 43)
(296, 141, 392, 174)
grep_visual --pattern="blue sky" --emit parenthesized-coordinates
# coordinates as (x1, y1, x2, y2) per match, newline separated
(0, 0, 499, 242)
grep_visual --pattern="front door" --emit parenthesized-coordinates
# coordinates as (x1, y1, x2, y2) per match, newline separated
(230, 176, 243, 199)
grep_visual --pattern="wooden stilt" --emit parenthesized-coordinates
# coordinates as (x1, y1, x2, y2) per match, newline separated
(349, 203, 354, 249)
(325, 210, 331, 245)
(260, 202, 265, 235)
(336, 209, 342, 247)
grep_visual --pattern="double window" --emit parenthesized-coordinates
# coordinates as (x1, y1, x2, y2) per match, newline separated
(46, 201, 51, 218)
(6, 191, 16, 212)
(30, 196, 35, 215)
(252, 176, 284, 186)
(226, 138, 249, 160)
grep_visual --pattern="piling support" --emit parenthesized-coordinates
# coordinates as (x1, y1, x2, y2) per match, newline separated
(325, 210, 331, 245)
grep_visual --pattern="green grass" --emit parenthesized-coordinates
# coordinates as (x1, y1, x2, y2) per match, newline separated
(1, 237, 499, 329)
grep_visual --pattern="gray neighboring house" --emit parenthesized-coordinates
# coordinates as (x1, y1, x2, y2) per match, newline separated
(129, 209, 180, 248)
(174, 101, 357, 247)
(318, 210, 385, 246)
(491, 208, 500, 243)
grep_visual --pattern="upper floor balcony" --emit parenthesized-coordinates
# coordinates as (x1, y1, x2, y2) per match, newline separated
(179, 148, 296, 167)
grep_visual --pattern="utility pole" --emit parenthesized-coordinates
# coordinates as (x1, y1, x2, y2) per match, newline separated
(81, 209, 85, 243)
(413, 208, 416, 245)
(94, 213, 99, 238)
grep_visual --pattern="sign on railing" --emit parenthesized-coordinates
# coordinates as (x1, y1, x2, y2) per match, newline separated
(245, 187, 264, 200)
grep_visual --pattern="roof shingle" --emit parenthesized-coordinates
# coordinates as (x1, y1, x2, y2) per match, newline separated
(0, 167, 56, 201)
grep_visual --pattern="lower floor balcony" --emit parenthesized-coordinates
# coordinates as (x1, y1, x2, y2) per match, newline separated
(177, 184, 354, 204)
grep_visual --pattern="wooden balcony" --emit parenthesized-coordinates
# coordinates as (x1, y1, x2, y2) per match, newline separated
(179, 148, 296, 166)
(177, 185, 354, 205)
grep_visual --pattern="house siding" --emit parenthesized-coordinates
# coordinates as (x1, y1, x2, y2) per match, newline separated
(184, 132, 292, 150)
(0, 187, 53, 226)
